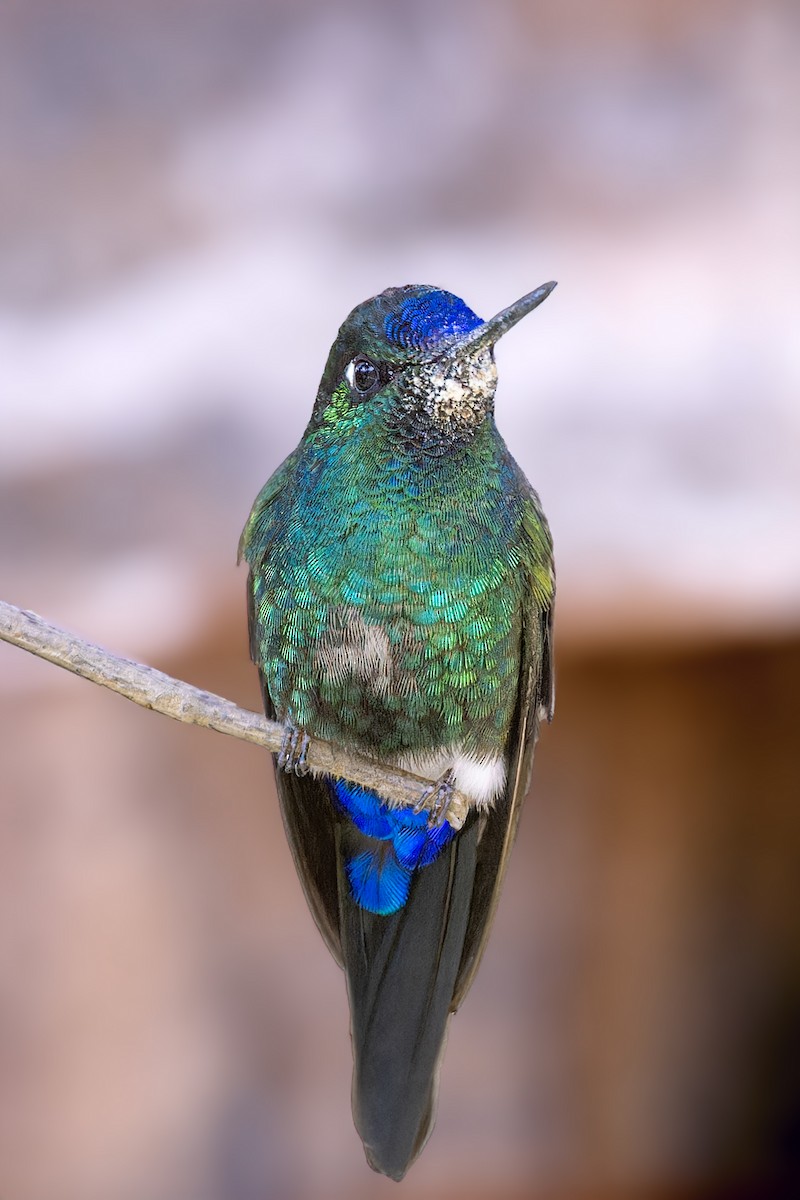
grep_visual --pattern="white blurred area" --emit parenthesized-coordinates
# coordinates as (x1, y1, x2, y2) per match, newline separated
(3, 0, 799, 653)
(2, 4, 800, 1200)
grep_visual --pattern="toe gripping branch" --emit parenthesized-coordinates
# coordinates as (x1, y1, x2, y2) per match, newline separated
(277, 725, 467, 830)
(278, 720, 310, 775)
(413, 768, 456, 828)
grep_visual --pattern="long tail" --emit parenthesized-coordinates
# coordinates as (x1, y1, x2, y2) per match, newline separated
(336, 814, 479, 1180)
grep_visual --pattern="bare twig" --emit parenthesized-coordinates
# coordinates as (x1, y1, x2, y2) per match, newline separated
(0, 599, 468, 827)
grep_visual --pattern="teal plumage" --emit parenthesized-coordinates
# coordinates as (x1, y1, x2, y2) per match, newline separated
(240, 282, 556, 1179)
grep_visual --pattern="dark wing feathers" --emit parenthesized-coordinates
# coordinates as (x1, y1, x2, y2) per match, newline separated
(257, 675, 344, 967)
(451, 593, 552, 1009)
(243, 454, 346, 963)
(451, 481, 555, 1009)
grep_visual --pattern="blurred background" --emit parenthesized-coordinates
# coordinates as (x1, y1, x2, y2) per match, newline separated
(1, 1, 799, 1197)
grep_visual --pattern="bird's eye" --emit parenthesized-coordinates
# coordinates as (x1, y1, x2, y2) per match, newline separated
(346, 357, 380, 395)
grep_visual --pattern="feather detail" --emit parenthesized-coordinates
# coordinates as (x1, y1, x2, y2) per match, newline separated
(332, 779, 457, 914)
(345, 847, 411, 915)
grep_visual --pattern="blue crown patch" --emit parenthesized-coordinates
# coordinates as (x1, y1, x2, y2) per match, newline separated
(384, 289, 482, 350)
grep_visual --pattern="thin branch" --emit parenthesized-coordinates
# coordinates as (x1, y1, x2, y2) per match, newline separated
(0, 599, 468, 828)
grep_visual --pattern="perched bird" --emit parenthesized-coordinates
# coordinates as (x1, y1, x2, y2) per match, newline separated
(240, 281, 556, 1180)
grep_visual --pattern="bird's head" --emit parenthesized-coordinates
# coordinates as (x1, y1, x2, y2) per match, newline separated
(308, 282, 556, 458)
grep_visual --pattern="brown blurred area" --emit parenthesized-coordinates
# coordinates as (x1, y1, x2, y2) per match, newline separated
(1, 2, 799, 1198)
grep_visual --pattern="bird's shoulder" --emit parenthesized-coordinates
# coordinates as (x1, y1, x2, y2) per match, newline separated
(238, 447, 301, 566)
(491, 440, 554, 602)
(495, 448, 555, 719)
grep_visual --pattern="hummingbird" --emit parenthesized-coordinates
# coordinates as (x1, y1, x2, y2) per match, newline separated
(239, 281, 556, 1180)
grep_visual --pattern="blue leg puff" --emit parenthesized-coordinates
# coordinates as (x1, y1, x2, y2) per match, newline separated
(331, 780, 458, 915)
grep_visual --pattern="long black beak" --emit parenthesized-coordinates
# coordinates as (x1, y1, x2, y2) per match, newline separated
(450, 281, 557, 357)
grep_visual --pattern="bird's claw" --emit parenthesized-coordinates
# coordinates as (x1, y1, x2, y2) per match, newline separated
(278, 721, 310, 775)
(413, 769, 455, 828)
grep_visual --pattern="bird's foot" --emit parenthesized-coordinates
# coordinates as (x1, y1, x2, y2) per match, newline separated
(413, 768, 456, 828)
(277, 720, 310, 776)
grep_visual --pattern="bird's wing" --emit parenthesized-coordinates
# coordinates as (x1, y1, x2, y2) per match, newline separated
(341, 489, 554, 1176)
(241, 450, 345, 967)
(237, 449, 299, 566)
(451, 489, 555, 1010)
(263, 705, 345, 967)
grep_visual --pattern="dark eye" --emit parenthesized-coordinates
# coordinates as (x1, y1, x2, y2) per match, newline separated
(346, 356, 380, 395)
